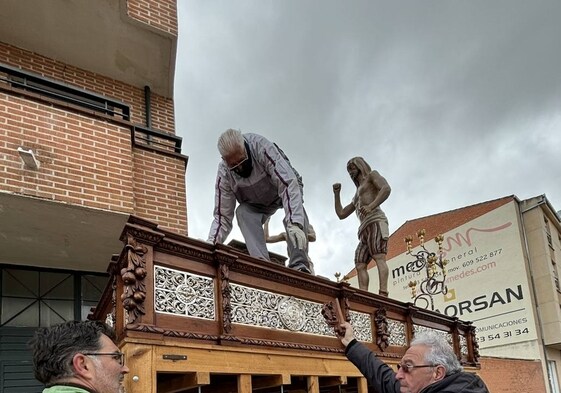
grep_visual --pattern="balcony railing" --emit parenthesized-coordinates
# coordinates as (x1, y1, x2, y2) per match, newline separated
(0, 63, 130, 120)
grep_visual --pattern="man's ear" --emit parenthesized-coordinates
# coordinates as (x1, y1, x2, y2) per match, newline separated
(72, 354, 93, 378)
(433, 365, 447, 381)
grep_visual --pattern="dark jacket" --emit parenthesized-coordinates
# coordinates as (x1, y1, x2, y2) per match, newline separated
(345, 340, 490, 393)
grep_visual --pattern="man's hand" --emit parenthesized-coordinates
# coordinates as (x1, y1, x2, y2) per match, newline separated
(332, 183, 341, 194)
(359, 205, 372, 215)
(287, 223, 307, 250)
(337, 321, 355, 347)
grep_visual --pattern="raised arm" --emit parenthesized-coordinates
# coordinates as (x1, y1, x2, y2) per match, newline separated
(333, 183, 355, 219)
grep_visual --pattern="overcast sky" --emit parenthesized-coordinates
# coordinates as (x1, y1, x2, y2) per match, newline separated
(173, 1, 561, 280)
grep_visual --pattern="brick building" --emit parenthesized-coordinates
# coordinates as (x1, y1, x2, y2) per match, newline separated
(0, 1, 187, 390)
(349, 195, 561, 392)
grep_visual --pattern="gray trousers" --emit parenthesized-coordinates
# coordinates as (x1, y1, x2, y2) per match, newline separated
(236, 203, 311, 271)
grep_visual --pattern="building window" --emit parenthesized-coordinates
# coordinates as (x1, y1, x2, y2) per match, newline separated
(0, 265, 108, 327)
(544, 218, 554, 249)
(548, 360, 560, 393)
(553, 259, 561, 293)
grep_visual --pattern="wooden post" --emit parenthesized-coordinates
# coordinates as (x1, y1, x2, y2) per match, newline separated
(357, 377, 368, 393)
(237, 374, 252, 393)
(123, 343, 155, 393)
(307, 376, 319, 393)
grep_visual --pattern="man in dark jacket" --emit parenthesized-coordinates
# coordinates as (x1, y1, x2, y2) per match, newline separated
(337, 322, 490, 393)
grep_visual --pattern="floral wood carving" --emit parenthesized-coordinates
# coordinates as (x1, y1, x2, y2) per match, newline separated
(121, 234, 148, 325)
(374, 307, 390, 351)
(470, 326, 480, 363)
(105, 276, 116, 328)
(220, 263, 232, 333)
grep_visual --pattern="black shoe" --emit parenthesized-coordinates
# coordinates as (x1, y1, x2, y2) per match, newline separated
(296, 266, 312, 274)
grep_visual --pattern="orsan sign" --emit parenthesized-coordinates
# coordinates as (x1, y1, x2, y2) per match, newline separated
(386, 201, 537, 351)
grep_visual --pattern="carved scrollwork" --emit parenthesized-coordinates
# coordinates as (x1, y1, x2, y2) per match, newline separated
(374, 308, 390, 351)
(220, 263, 232, 333)
(278, 297, 306, 331)
(121, 234, 148, 325)
(221, 335, 344, 353)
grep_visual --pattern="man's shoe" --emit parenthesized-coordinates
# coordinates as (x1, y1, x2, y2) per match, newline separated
(296, 266, 312, 274)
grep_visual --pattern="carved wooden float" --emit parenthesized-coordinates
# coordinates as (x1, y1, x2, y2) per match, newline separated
(90, 216, 480, 393)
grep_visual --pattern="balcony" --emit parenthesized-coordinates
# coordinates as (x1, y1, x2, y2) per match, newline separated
(90, 216, 481, 393)
(0, 0, 176, 97)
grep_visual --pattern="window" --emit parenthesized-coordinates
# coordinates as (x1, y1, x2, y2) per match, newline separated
(553, 267, 560, 293)
(544, 217, 553, 248)
(548, 360, 560, 393)
(1, 266, 108, 327)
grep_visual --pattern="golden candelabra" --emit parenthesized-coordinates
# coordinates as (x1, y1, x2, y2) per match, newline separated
(405, 230, 449, 311)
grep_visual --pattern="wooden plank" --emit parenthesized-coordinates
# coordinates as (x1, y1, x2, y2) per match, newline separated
(318, 375, 347, 387)
(157, 372, 210, 393)
(153, 345, 360, 376)
(252, 374, 291, 390)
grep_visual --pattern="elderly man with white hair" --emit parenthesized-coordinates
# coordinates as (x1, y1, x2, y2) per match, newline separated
(337, 321, 490, 393)
(208, 129, 312, 274)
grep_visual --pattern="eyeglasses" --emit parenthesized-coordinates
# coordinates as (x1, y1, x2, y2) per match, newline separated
(227, 155, 248, 172)
(83, 352, 125, 366)
(397, 363, 435, 373)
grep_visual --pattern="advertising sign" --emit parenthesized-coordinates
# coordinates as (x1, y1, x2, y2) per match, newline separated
(386, 201, 537, 349)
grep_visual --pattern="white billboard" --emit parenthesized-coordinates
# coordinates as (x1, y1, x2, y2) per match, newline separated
(386, 201, 537, 349)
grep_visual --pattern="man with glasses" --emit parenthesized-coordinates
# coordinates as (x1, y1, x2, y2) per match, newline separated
(29, 320, 129, 393)
(208, 129, 312, 274)
(337, 321, 490, 393)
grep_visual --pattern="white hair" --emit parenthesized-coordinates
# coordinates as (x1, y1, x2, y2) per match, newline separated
(411, 331, 463, 375)
(217, 129, 245, 157)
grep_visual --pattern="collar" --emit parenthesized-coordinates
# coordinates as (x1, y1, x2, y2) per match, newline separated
(44, 382, 98, 393)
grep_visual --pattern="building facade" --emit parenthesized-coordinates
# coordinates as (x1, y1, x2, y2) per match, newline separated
(351, 195, 561, 392)
(0, 1, 187, 391)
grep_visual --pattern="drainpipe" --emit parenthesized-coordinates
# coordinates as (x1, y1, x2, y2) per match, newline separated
(519, 194, 554, 393)
(144, 85, 152, 128)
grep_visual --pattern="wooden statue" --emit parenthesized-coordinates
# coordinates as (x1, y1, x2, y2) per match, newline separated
(333, 157, 391, 296)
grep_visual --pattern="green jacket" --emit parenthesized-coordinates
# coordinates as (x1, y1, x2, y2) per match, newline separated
(43, 383, 95, 393)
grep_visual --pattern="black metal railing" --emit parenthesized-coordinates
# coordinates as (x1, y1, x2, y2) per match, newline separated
(0, 63, 130, 120)
(132, 125, 183, 154)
